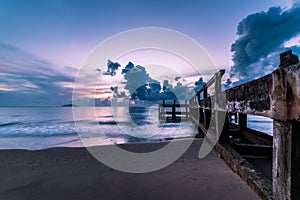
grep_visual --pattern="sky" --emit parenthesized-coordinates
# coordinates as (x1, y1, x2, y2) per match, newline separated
(0, 0, 299, 106)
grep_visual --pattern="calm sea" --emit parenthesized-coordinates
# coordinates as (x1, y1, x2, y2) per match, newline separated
(0, 107, 273, 150)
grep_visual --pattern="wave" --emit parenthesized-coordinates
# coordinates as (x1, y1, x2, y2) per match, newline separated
(0, 130, 78, 138)
(98, 121, 117, 125)
(98, 115, 113, 118)
(158, 124, 180, 128)
(10, 114, 25, 117)
(248, 120, 273, 123)
(97, 120, 153, 125)
(0, 121, 78, 137)
(0, 120, 82, 127)
(101, 132, 149, 143)
(0, 122, 22, 127)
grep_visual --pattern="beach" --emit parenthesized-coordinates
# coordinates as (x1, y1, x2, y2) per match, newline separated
(0, 138, 259, 200)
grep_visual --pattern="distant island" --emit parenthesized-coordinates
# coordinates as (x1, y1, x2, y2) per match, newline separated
(61, 104, 79, 107)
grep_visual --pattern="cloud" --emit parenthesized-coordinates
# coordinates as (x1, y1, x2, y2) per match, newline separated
(175, 76, 181, 81)
(64, 66, 78, 75)
(288, 0, 300, 8)
(230, 5, 300, 82)
(121, 62, 134, 74)
(123, 64, 152, 95)
(223, 78, 233, 90)
(122, 63, 162, 101)
(103, 60, 121, 76)
(95, 97, 111, 106)
(111, 86, 127, 98)
(0, 43, 75, 106)
(119, 62, 195, 101)
(194, 77, 206, 93)
(172, 82, 193, 100)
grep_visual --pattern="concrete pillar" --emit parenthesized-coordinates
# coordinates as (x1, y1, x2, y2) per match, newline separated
(271, 50, 300, 200)
(273, 120, 300, 200)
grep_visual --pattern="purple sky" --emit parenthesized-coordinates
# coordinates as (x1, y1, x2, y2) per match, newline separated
(0, 0, 297, 106)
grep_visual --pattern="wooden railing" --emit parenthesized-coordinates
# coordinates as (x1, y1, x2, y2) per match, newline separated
(189, 50, 300, 200)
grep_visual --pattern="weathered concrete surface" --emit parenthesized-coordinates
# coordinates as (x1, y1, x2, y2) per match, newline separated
(273, 120, 292, 200)
(271, 51, 300, 200)
(271, 62, 300, 121)
(225, 74, 272, 117)
(216, 143, 273, 200)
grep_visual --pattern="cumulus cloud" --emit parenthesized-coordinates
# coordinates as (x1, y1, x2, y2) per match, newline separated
(230, 5, 300, 82)
(123, 64, 151, 95)
(119, 62, 193, 101)
(172, 82, 193, 100)
(162, 80, 173, 91)
(121, 62, 134, 74)
(122, 63, 164, 101)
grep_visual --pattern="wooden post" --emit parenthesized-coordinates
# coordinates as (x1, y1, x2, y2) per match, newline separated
(158, 104, 161, 120)
(199, 108, 204, 124)
(191, 97, 195, 119)
(239, 113, 247, 131)
(203, 87, 208, 100)
(204, 109, 211, 130)
(172, 100, 176, 121)
(162, 100, 165, 120)
(185, 100, 188, 120)
(203, 87, 209, 129)
(196, 91, 201, 123)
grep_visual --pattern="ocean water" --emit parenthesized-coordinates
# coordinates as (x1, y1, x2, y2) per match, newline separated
(247, 114, 273, 136)
(0, 106, 198, 150)
(0, 107, 273, 150)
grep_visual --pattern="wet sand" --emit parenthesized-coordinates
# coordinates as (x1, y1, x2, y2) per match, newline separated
(0, 138, 260, 200)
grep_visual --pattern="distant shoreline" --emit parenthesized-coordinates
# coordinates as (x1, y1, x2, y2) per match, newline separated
(61, 104, 78, 107)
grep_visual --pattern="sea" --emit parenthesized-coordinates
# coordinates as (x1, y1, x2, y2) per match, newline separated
(0, 106, 273, 150)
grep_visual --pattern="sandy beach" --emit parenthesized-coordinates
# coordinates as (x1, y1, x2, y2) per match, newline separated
(0, 138, 259, 200)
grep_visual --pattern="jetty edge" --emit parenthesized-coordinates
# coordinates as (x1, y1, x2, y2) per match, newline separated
(162, 50, 299, 200)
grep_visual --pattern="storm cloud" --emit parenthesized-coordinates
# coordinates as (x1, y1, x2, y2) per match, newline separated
(230, 5, 300, 81)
